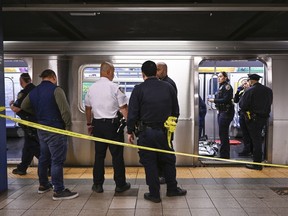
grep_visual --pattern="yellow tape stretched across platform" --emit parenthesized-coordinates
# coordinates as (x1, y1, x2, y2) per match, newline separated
(1, 106, 288, 168)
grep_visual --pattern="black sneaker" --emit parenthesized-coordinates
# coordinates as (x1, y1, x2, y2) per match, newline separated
(38, 183, 53, 194)
(52, 188, 79, 201)
(115, 182, 131, 193)
(92, 184, 104, 193)
(12, 168, 26, 175)
(144, 193, 161, 203)
(245, 164, 263, 170)
(166, 187, 187, 197)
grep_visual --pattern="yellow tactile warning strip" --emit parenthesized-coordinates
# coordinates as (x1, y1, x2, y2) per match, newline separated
(7, 166, 288, 179)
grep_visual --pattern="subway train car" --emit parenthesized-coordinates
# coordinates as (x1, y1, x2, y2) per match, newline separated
(3, 41, 288, 166)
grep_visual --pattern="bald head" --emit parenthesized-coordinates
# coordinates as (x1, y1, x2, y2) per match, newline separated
(100, 62, 115, 81)
(156, 62, 168, 79)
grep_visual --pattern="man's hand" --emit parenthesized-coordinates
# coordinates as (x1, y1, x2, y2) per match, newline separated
(128, 133, 134, 144)
(88, 125, 94, 135)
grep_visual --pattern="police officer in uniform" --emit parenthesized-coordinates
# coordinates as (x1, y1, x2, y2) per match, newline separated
(208, 72, 234, 159)
(234, 79, 252, 156)
(239, 74, 273, 170)
(9, 73, 40, 175)
(85, 62, 130, 193)
(156, 62, 178, 184)
(127, 60, 186, 203)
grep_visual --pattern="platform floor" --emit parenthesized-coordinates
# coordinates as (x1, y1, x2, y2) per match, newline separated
(1, 166, 288, 216)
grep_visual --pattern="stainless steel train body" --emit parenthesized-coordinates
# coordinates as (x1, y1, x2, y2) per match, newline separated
(4, 41, 288, 166)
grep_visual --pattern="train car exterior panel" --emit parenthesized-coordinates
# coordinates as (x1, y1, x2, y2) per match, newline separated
(4, 41, 288, 166)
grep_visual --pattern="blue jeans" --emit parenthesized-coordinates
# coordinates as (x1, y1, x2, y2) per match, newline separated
(37, 130, 67, 192)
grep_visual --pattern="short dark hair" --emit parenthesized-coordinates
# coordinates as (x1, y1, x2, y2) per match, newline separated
(39, 69, 56, 78)
(141, 60, 157, 77)
(20, 73, 31, 83)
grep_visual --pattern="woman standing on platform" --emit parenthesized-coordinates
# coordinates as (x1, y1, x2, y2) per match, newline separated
(208, 72, 234, 159)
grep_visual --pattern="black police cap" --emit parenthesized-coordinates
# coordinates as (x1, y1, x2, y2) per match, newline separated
(141, 60, 157, 77)
(247, 74, 262, 81)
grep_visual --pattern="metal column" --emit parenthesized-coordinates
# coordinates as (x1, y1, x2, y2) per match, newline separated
(0, 2, 8, 193)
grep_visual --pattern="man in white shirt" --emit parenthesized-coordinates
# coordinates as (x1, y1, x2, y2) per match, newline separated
(85, 61, 130, 193)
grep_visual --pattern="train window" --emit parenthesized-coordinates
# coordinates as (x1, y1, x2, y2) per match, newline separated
(79, 64, 143, 112)
(4, 59, 29, 128)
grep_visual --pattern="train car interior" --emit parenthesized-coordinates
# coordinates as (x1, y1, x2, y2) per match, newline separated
(198, 59, 266, 164)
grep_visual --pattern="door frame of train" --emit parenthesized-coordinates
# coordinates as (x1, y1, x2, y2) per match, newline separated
(193, 56, 273, 164)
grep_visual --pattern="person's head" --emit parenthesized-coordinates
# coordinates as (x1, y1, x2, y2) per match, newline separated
(247, 74, 262, 86)
(100, 62, 115, 81)
(241, 79, 250, 90)
(217, 71, 229, 84)
(141, 60, 157, 78)
(156, 62, 168, 79)
(39, 69, 57, 84)
(19, 73, 31, 88)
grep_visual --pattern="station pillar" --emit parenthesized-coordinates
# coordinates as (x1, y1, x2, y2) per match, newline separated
(0, 2, 8, 193)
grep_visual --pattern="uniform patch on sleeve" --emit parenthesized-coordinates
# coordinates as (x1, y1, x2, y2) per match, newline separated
(17, 93, 24, 100)
(225, 85, 231, 90)
(119, 87, 125, 93)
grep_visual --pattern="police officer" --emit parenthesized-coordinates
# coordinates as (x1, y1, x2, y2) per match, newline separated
(85, 62, 130, 193)
(127, 60, 186, 203)
(239, 74, 273, 170)
(9, 73, 40, 175)
(234, 79, 252, 156)
(199, 95, 207, 139)
(208, 72, 234, 159)
(156, 62, 178, 184)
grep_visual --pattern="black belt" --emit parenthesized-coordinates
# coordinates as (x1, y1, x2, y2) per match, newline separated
(94, 118, 118, 123)
(144, 122, 164, 129)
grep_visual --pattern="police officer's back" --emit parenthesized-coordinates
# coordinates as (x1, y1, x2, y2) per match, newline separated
(239, 74, 273, 170)
(127, 60, 186, 203)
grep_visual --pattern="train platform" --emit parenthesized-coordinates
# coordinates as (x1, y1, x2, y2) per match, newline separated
(1, 166, 288, 216)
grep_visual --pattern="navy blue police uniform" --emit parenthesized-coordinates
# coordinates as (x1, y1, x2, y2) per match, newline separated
(199, 96, 207, 138)
(214, 81, 234, 159)
(239, 74, 273, 169)
(162, 75, 178, 95)
(234, 86, 253, 156)
(13, 82, 40, 173)
(127, 75, 180, 199)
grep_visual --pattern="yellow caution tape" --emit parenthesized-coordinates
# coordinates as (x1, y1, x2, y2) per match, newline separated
(1, 106, 288, 168)
(164, 116, 177, 149)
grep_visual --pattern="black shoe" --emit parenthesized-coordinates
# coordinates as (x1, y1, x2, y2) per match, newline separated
(92, 184, 104, 193)
(12, 168, 27, 175)
(38, 183, 53, 194)
(115, 182, 131, 193)
(144, 193, 161, 203)
(166, 187, 187, 197)
(238, 151, 252, 157)
(47, 168, 51, 177)
(245, 164, 263, 170)
(53, 188, 79, 201)
(159, 177, 166, 184)
(219, 155, 230, 159)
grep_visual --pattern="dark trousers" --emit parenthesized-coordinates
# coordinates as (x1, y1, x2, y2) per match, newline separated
(92, 119, 126, 187)
(218, 110, 234, 158)
(239, 114, 253, 153)
(17, 130, 40, 172)
(245, 117, 267, 163)
(138, 127, 178, 198)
